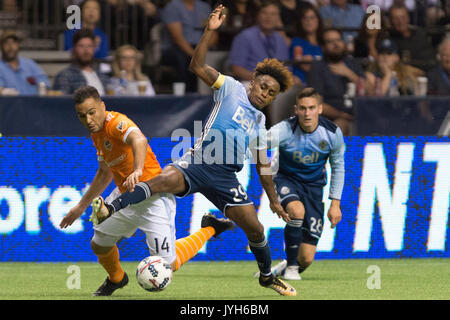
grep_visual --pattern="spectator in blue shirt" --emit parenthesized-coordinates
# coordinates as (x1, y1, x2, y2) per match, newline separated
(64, 0, 110, 59)
(290, 5, 324, 84)
(160, 0, 212, 92)
(229, 0, 289, 82)
(0, 29, 50, 95)
(319, 0, 365, 40)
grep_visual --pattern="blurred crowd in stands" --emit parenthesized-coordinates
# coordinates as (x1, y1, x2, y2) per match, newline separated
(1, 0, 450, 135)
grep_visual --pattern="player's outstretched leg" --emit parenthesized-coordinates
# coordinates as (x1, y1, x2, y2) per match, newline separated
(173, 213, 235, 271)
(101, 166, 187, 215)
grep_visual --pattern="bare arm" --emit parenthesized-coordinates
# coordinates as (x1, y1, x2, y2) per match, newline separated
(122, 129, 149, 192)
(189, 4, 226, 87)
(252, 148, 290, 222)
(59, 161, 113, 228)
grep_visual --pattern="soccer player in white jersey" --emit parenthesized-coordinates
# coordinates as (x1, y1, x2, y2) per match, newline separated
(262, 87, 345, 280)
(90, 4, 297, 296)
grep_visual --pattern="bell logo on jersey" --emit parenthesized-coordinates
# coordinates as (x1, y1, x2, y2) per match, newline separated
(293, 151, 319, 164)
(232, 106, 255, 135)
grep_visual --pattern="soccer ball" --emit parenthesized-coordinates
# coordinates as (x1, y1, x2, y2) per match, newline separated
(136, 256, 173, 292)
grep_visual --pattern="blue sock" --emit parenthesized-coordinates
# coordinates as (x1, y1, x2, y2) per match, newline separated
(248, 237, 272, 276)
(284, 219, 303, 267)
(109, 182, 152, 212)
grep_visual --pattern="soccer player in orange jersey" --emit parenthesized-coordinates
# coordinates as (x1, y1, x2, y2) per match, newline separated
(59, 86, 234, 296)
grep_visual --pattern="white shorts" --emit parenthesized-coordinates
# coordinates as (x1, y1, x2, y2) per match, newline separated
(92, 187, 177, 263)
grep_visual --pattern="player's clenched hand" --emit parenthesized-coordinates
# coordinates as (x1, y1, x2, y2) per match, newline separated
(207, 4, 226, 31)
(327, 204, 342, 228)
(123, 169, 143, 192)
(59, 205, 84, 229)
(270, 202, 291, 222)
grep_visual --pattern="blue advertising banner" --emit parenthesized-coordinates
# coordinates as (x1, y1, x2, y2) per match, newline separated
(0, 136, 449, 261)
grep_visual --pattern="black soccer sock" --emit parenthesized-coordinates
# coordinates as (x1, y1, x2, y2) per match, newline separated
(284, 219, 303, 266)
(248, 237, 272, 276)
(109, 182, 152, 212)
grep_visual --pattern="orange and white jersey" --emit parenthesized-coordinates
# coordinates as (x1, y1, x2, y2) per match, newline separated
(91, 111, 162, 193)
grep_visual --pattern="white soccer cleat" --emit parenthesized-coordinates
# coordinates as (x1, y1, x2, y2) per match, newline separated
(253, 259, 287, 278)
(282, 265, 302, 280)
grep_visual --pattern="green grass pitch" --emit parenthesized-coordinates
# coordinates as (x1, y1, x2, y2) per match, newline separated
(0, 259, 449, 300)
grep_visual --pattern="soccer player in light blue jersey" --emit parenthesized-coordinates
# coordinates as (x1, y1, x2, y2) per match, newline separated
(265, 87, 345, 280)
(90, 5, 297, 296)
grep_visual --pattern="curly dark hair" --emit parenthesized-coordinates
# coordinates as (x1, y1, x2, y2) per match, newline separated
(254, 58, 293, 92)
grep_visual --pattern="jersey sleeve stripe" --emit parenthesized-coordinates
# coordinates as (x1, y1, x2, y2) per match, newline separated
(122, 126, 138, 143)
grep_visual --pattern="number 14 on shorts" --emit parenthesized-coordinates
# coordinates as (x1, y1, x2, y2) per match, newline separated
(154, 237, 170, 254)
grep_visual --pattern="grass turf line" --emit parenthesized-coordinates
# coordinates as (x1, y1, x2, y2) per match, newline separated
(0, 258, 449, 300)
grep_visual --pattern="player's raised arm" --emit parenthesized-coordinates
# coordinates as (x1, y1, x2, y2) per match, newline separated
(189, 4, 226, 87)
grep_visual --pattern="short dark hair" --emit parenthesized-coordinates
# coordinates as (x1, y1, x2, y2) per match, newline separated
(254, 58, 293, 92)
(73, 86, 101, 105)
(319, 27, 343, 46)
(72, 28, 96, 47)
(296, 87, 322, 104)
(257, 0, 280, 12)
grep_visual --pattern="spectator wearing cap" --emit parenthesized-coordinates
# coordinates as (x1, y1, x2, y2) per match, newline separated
(365, 38, 424, 96)
(388, 3, 436, 72)
(53, 28, 110, 95)
(0, 29, 50, 95)
(229, 0, 290, 82)
(427, 37, 450, 95)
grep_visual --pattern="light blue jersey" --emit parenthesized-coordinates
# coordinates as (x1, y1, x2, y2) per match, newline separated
(191, 75, 267, 171)
(267, 116, 345, 200)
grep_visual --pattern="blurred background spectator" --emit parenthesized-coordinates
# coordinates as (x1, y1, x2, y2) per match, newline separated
(278, 0, 313, 40)
(228, 0, 289, 82)
(289, 4, 323, 85)
(365, 38, 424, 96)
(0, 29, 50, 95)
(306, 28, 371, 135)
(427, 36, 450, 95)
(388, 3, 436, 72)
(1, 0, 19, 11)
(353, 11, 389, 61)
(319, 0, 365, 40)
(53, 28, 110, 95)
(110, 43, 155, 96)
(64, 0, 110, 59)
(159, 0, 213, 93)
(214, 0, 258, 51)
(104, 0, 159, 51)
